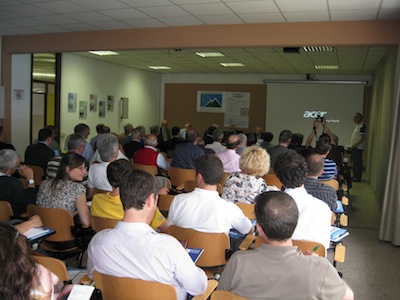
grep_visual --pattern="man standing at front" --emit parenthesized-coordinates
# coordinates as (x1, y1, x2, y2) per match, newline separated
(218, 191, 354, 300)
(350, 112, 366, 182)
(87, 169, 207, 300)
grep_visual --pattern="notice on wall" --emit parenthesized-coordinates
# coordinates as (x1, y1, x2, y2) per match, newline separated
(224, 92, 250, 128)
(197, 91, 224, 113)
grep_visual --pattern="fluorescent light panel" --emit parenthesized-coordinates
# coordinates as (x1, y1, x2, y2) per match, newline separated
(89, 50, 119, 56)
(315, 65, 339, 70)
(220, 63, 245, 67)
(196, 52, 225, 58)
(303, 46, 336, 52)
(148, 66, 171, 70)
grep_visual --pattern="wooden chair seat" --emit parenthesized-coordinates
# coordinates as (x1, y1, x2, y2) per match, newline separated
(26, 164, 45, 186)
(94, 271, 217, 300)
(211, 290, 247, 300)
(262, 173, 283, 189)
(320, 179, 339, 191)
(132, 163, 158, 176)
(33, 255, 69, 282)
(168, 167, 196, 188)
(91, 215, 118, 232)
(167, 225, 230, 268)
(0, 200, 13, 222)
(158, 194, 175, 215)
(254, 237, 326, 257)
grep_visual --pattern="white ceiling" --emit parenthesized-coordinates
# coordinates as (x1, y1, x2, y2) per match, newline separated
(3, 0, 399, 76)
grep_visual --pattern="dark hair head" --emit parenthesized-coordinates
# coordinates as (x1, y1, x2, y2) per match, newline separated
(38, 128, 53, 141)
(206, 125, 217, 135)
(195, 154, 223, 185)
(279, 130, 292, 143)
(262, 132, 273, 143)
(212, 129, 224, 142)
(186, 129, 199, 143)
(74, 123, 90, 135)
(316, 135, 332, 154)
(255, 191, 299, 241)
(274, 151, 307, 188)
(171, 126, 180, 136)
(245, 132, 257, 146)
(306, 153, 324, 176)
(120, 169, 159, 211)
(107, 159, 133, 188)
(290, 133, 303, 146)
(95, 123, 105, 133)
(0, 223, 37, 300)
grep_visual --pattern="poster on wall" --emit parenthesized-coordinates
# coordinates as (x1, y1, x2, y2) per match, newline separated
(68, 93, 77, 112)
(197, 91, 224, 113)
(107, 95, 114, 112)
(89, 94, 97, 112)
(224, 92, 250, 128)
(99, 100, 106, 118)
(79, 101, 87, 119)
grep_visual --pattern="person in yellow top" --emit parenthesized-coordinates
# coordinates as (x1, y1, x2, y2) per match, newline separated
(91, 159, 168, 232)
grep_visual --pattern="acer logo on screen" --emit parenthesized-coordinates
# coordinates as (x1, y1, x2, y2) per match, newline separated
(303, 111, 327, 118)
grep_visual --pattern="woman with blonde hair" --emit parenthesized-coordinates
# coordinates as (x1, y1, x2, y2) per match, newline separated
(222, 145, 272, 204)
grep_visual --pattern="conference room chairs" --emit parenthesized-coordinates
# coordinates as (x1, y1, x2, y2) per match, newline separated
(132, 163, 158, 176)
(27, 205, 84, 262)
(91, 215, 118, 233)
(33, 255, 70, 284)
(167, 225, 230, 278)
(211, 290, 247, 300)
(262, 172, 283, 189)
(158, 194, 175, 217)
(94, 271, 218, 300)
(26, 164, 45, 187)
(168, 167, 196, 189)
(0, 200, 13, 222)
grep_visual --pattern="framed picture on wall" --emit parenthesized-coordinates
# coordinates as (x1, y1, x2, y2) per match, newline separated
(99, 100, 106, 118)
(89, 94, 97, 112)
(107, 95, 114, 112)
(68, 92, 77, 112)
(197, 91, 224, 113)
(79, 101, 87, 119)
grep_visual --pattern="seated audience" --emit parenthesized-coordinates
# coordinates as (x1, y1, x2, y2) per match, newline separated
(236, 133, 247, 155)
(203, 125, 218, 145)
(305, 153, 338, 211)
(218, 191, 354, 300)
(172, 128, 205, 169)
(123, 128, 143, 159)
(91, 159, 167, 232)
(222, 145, 271, 204)
(118, 123, 134, 146)
(0, 149, 36, 218)
(0, 126, 15, 150)
(315, 135, 338, 181)
(87, 133, 120, 194)
(245, 132, 257, 146)
(37, 152, 91, 228)
(259, 131, 274, 150)
(0, 223, 72, 300)
(179, 123, 191, 140)
(267, 129, 295, 168)
(216, 134, 241, 173)
(158, 119, 171, 153)
(204, 128, 226, 154)
(133, 134, 170, 172)
(165, 126, 184, 152)
(46, 133, 86, 179)
(90, 123, 105, 152)
(87, 169, 207, 300)
(274, 151, 331, 249)
(73, 123, 94, 163)
(168, 154, 253, 236)
(289, 132, 307, 157)
(25, 127, 55, 172)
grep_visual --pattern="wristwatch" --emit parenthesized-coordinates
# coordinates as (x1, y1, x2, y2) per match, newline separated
(27, 179, 35, 185)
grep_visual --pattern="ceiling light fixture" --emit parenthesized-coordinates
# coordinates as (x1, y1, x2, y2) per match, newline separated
(303, 46, 336, 52)
(196, 52, 225, 58)
(89, 51, 119, 56)
(315, 65, 339, 70)
(148, 66, 171, 70)
(220, 63, 245, 67)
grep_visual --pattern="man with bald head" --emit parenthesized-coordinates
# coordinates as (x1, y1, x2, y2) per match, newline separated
(133, 134, 170, 172)
(216, 134, 241, 173)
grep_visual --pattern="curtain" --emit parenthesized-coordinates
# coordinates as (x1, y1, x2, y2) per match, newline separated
(379, 46, 400, 245)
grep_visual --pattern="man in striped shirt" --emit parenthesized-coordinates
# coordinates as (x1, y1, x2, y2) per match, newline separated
(316, 135, 337, 181)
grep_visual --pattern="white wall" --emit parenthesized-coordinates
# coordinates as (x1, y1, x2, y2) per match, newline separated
(60, 53, 161, 147)
(11, 54, 31, 156)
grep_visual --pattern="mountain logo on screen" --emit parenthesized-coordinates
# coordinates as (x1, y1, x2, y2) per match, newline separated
(204, 98, 222, 108)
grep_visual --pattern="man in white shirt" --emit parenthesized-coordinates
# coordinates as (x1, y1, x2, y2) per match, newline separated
(274, 151, 331, 249)
(87, 169, 207, 300)
(168, 154, 253, 236)
(216, 134, 241, 173)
